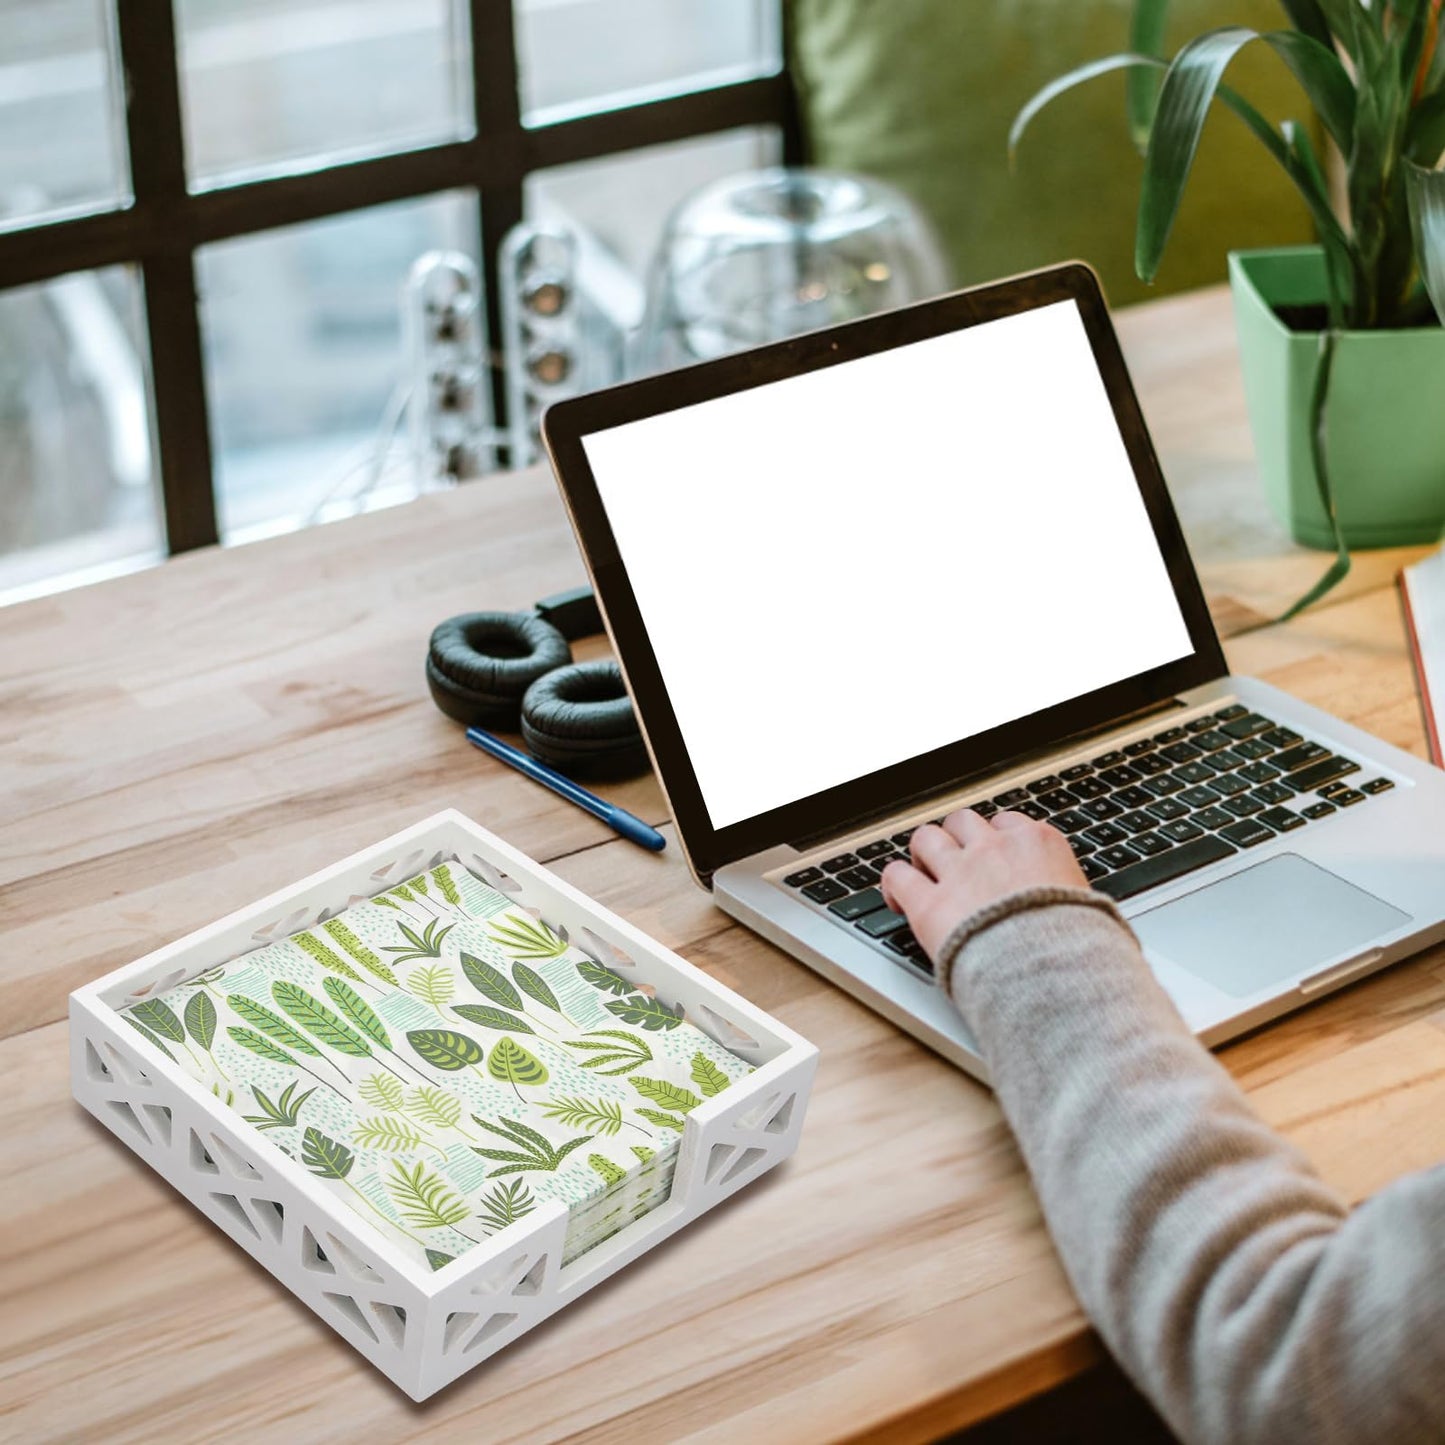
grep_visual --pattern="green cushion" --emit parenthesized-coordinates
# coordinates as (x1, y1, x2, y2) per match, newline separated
(791, 0, 1319, 303)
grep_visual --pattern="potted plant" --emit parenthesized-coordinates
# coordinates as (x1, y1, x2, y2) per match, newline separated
(1013, 1, 1445, 609)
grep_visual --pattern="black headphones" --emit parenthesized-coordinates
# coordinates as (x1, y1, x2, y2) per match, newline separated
(426, 590, 648, 780)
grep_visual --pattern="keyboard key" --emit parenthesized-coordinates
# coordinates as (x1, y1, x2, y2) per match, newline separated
(1037, 789, 1079, 812)
(1027, 774, 1064, 795)
(1142, 774, 1185, 797)
(1094, 835, 1237, 899)
(1153, 726, 1188, 744)
(1302, 801, 1337, 819)
(1099, 843, 1141, 869)
(1069, 775, 1111, 800)
(1092, 750, 1126, 767)
(1146, 797, 1189, 821)
(1261, 727, 1302, 749)
(1240, 761, 1281, 784)
(891, 829, 915, 847)
(1118, 810, 1156, 835)
(1124, 739, 1157, 757)
(1081, 799, 1125, 824)
(871, 855, 905, 876)
(1085, 822, 1128, 846)
(829, 888, 886, 920)
(803, 878, 847, 903)
(838, 866, 878, 891)
(1221, 818, 1274, 848)
(1160, 818, 1205, 843)
(784, 867, 824, 887)
(1049, 809, 1093, 835)
(1233, 739, 1275, 760)
(1061, 763, 1095, 781)
(1114, 785, 1154, 809)
(1180, 784, 1222, 809)
(1252, 782, 1295, 807)
(1100, 765, 1142, 787)
(857, 840, 894, 860)
(1260, 806, 1307, 833)
(1132, 753, 1172, 777)
(1185, 716, 1217, 733)
(1221, 712, 1272, 739)
(1319, 780, 1353, 797)
(1191, 729, 1233, 752)
(821, 854, 859, 873)
(1173, 761, 1215, 785)
(1211, 773, 1249, 797)
(1288, 756, 1360, 792)
(1360, 777, 1395, 795)
(857, 907, 910, 938)
(1132, 831, 1172, 857)
(994, 787, 1031, 807)
(1203, 748, 1247, 773)
(1330, 787, 1366, 807)
(1009, 800, 1050, 821)
(1161, 741, 1203, 764)
(1192, 806, 1234, 831)
(971, 799, 999, 819)
(1273, 741, 1329, 772)
(1068, 834, 1096, 858)
(1223, 795, 1263, 818)
(1080, 856, 1109, 881)
(1213, 704, 1249, 721)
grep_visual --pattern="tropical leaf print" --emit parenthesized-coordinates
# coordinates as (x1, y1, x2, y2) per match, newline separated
(183, 991, 217, 1050)
(451, 1003, 534, 1035)
(634, 1108, 685, 1133)
(382, 919, 455, 965)
(352, 1116, 433, 1155)
(372, 896, 400, 912)
(407, 963, 454, 1010)
(406, 1086, 464, 1131)
(629, 1076, 702, 1113)
(541, 1095, 625, 1136)
(690, 1052, 730, 1097)
(604, 994, 683, 1032)
(321, 917, 397, 986)
(242, 1080, 315, 1132)
(301, 1126, 354, 1180)
(486, 1037, 549, 1099)
(588, 1154, 625, 1186)
(459, 953, 523, 1011)
(512, 962, 562, 1015)
(130, 998, 184, 1043)
(227, 994, 323, 1056)
(291, 931, 363, 984)
(488, 913, 568, 961)
(631, 1145, 655, 1163)
(560, 1028, 652, 1075)
(123, 1015, 177, 1061)
(575, 959, 632, 996)
(358, 1073, 405, 1111)
(227, 1026, 299, 1068)
(273, 980, 372, 1058)
(406, 1028, 483, 1072)
(410, 873, 430, 897)
(477, 1178, 535, 1233)
(426, 1248, 455, 1271)
(385, 1161, 472, 1233)
(469, 1114, 593, 1177)
(321, 975, 391, 1050)
(432, 863, 460, 906)
(185, 964, 227, 990)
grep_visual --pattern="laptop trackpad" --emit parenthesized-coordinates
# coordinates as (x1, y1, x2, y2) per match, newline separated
(1133, 853, 1410, 998)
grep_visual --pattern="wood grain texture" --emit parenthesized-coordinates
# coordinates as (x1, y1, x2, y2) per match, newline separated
(1, 287, 1440, 1443)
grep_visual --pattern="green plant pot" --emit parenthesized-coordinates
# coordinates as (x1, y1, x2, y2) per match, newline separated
(1229, 246, 1445, 550)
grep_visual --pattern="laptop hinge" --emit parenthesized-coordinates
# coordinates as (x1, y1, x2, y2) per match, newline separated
(786, 695, 1187, 853)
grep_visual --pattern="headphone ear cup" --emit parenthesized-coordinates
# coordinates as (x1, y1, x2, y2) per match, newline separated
(426, 611, 572, 729)
(520, 660, 649, 780)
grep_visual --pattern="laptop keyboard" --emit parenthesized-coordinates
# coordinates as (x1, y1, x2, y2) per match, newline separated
(777, 703, 1397, 979)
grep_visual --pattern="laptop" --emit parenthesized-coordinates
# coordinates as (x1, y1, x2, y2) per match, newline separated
(542, 262, 1445, 1083)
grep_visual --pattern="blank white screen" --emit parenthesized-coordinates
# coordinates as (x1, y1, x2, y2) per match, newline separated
(582, 300, 1193, 829)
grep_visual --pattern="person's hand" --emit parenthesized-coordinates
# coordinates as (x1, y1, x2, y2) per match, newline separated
(880, 808, 1088, 961)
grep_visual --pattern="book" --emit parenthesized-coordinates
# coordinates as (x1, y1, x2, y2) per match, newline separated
(1400, 548, 1445, 766)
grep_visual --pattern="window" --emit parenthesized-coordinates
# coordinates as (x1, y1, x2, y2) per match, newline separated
(0, 0, 795, 601)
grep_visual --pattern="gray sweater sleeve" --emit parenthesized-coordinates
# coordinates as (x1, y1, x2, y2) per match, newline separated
(938, 888, 1445, 1445)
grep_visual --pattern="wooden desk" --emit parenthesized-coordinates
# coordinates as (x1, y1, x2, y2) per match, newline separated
(1, 286, 1439, 1444)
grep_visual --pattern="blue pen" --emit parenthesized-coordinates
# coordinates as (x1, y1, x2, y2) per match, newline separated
(465, 726, 667, 852)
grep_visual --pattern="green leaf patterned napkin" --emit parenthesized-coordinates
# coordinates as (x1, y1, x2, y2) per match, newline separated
(119, 858, 752, 1268)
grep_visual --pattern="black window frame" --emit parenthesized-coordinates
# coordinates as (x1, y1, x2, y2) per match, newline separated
(0, 0, 802, 556)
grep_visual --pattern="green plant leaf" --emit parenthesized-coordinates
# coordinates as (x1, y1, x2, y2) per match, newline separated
(631, 1145, 655, 1163)
(242, 1081, 315, 1131)
(385, 1160, 471, 1230)
(358, 1072, 405, 1111)
(407, 963, 455, 1010)
(322, 975, 391, 1050)
(588, 1153, 625, 1186)
(1011, 52, 1167, 161)
(183, 991, 216, 1050)
(226, 1025, 298, 1068)
(541, 1095, 624, 1136)
(512, 961, 562, 1014)
(352, 1116, 431, 1153)
(227, 994, 323, 1056)
(1408, 157, 1445, 323)
(382, 918, 455, 963)
(426, 1248, 456, 1271)
(469, 1114, 593, 1175)
(452, 1003, 534, 1035)
(321, 917, 397, 985)
(1127, 0, 1171, 151)
(487, 914, 569, 960)
(123, 1015, 177, 1061)
(486, 1037, 549, 1094)
(690, 1053, 730, 1097)
(629, 1076, 701, 1113)
(460, 952, 523, 1010)
(130, 998, 184, 1043)
(575, 959, 632, 996)
(406, 1085, 463, 1130)
(432, 863, 461, 906)
(561, 1028, 653, 1075)
(477, 1178, 536, 1233)
(634, 1108, 685, 1134)
(604, 994, 683, 1032)
(273, 980, 372, 1057)
(301, 1126, 354, 1180)
(406, 1028, 484, 1071)
(1279, 0, 1336, 53)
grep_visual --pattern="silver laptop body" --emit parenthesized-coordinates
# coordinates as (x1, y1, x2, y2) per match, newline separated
(543, 263, 1445, 1084)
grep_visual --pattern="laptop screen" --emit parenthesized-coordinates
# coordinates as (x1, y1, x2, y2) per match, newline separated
(579, 298, 1194, 831)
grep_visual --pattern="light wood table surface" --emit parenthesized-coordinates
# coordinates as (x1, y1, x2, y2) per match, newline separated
(1, 285, 1439, 1444)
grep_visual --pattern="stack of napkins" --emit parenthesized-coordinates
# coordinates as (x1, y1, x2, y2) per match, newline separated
(120, 857, 752, 1269)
